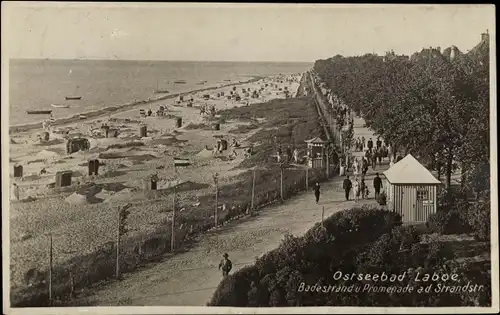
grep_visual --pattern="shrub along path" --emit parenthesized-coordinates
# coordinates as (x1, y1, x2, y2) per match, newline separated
(83, 118, 385, 307)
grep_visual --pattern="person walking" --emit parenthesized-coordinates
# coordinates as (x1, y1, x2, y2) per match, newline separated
(373, 173, 383, 200)
(367, 138, 374, 151)
(277, 146, 282, 163)
(376, 137, 382, 150)
(343, 176, 352, 201)
(360, 178, 367, 199)
(353, 179, 360, 202)
(219, 253, 233, 278)
(352, 158, 359, 180)
(361, 157, 369, 176)
(361, 136, 366, 150)
(372, 149, 378, 170)
(313, 182, 321, 204)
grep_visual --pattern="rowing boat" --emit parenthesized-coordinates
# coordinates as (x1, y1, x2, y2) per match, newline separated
(27, 110, 52, 115)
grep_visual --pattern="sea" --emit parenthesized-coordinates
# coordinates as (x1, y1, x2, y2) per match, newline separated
(8, 59, 312, 126)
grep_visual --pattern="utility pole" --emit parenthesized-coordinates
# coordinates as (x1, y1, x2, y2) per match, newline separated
(116, 211, 121, 279)
(48, 234, 53, 306)
(280, 163, 284, 201)
(325, 145, 330, 179)
(213, 173, 219, 226)
(171, 185, 176, 252)
(321, 206, 325, 227)
(251, 168, 256, 214)
(305, 166, 309, 190)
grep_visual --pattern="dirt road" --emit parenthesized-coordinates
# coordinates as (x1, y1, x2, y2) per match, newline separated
(84, 115, 387, 306)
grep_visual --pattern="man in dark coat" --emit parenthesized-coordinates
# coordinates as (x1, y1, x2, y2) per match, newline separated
(376, 137, 382, 149)
(219, 253, 233, 277)
(343, 176, 352, 201)
(367, 138, 374, 151)
(373, 173, 383, 199)
(313, 182, 321, 204)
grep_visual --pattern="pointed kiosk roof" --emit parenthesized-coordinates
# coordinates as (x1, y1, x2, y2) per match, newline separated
(305, 137, 328, 144)
(383, 154, 441, 185)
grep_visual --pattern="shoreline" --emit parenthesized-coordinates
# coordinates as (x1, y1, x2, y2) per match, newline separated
(9, 76, 264, 134)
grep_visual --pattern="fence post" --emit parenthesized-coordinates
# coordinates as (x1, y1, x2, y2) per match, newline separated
(213, 173, 219, 227)
(280, 165, 284, 201)
(325, 147, 330, 179)
(115, 210, 121, 279)
(171, 186, 176, 252)
(321, 206, 325, 227)
(251, 168, 256, 214)
(305, 167, 309, 190)
(48, 234, 53, 306)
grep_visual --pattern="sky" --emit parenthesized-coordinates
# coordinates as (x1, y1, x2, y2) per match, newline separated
(2, 3, 495, 62)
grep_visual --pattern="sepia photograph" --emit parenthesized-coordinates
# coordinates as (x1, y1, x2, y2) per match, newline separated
(1, 2, 497, 314)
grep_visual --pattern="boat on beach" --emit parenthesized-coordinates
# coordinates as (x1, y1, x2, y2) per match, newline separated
(65, 96, 82, 100)
(51, 104, 70, 108)
(27, 110, 53, 115)
(174, 80, 187, 84)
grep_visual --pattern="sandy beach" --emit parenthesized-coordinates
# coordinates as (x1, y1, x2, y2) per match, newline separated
(8, 74, 302, 289)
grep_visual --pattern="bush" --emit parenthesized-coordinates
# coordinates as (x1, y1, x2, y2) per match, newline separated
(466, 200, 490, 241)
(425, 211, 472, 235)
(208, 206, 401, 307)
(376, 191, 387, 205)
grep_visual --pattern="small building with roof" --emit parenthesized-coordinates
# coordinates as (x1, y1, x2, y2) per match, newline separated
(383, 154, 442, 223)
(305, 137, 329, 168)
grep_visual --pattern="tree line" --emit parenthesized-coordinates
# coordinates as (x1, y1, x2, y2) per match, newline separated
(313, 43, 490, 200)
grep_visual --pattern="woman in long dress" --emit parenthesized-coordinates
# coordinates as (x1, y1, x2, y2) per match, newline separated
(353, 179, 360, 202)
(352, 158, 359, 180)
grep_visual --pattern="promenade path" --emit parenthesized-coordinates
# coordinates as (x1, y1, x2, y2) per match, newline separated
(84, 115, 389, 307)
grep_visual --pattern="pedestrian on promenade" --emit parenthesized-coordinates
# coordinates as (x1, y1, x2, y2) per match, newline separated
(361, 136, 366, 150)
(353, 158, 359, 179)
(219, 253, 233, 278)
(360, 178, 367, 199)
(361, 157, 368, 176)
(376, 137, 382, 149)
(313, 182, 321, 204)
(343, 176, 352, 201)
(353, 179, 360, 202)
(365, 149, 372, 163)
(373, 173, 383, 200)
(367, 138, 374, 151)
(372, 149, 378, 169)
(381, 143, 388, 161)
(286, 146, 292, 162)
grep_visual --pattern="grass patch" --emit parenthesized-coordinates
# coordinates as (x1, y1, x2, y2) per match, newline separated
(228, 123, 260, 134)
(220, 97, 324, 169)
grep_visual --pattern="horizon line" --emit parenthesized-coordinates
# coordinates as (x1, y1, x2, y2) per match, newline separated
(9, 57, 315, 63)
